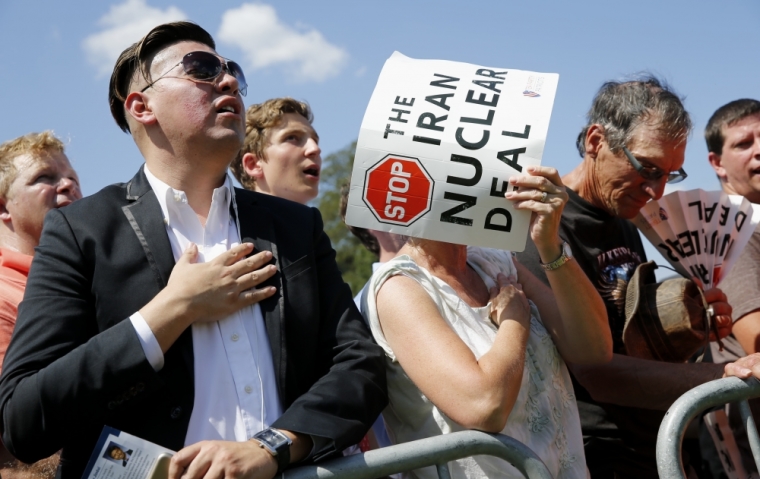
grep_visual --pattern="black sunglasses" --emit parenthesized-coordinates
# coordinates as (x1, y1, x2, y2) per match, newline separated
(622, 146, 687, 184)
(141, 51, 248, 96)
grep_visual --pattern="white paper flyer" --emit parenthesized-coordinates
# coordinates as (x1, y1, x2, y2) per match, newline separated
(345, 52, 559, 251)
(82, 426, 174, 479)
(632, 190, 760, 287)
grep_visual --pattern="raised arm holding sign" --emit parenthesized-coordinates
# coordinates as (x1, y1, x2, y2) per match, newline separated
(348, 53, 611, 479)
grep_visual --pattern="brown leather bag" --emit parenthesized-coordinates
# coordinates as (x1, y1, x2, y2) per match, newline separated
(623, 261, 715, 363)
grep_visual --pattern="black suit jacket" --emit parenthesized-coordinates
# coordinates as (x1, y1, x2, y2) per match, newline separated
(0, 167, 387, 478)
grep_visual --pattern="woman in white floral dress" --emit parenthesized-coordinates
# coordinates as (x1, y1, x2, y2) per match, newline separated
(367, 166, 612, 479)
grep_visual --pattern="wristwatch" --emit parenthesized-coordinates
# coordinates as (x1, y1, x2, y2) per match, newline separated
(252, 428, 292, 474)
(539, 241, 573, 271)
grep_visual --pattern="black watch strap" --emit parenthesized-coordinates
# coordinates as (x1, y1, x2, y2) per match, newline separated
(274, 442, 290, 475)
(252, 428, 291, 474)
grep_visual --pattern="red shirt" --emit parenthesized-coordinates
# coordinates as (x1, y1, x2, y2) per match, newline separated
(0, 248, 33, 374)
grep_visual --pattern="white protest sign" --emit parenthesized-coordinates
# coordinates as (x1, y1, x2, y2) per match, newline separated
(633, 189, 760, 288)
(344, 52, 559, 251)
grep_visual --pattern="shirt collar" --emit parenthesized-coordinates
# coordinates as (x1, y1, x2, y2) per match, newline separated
(143, 164, 234, 227)
(0, 247, 33, 278)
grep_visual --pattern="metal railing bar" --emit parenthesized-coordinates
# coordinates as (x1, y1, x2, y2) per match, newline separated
(657, 376, 760, 479)
(282, 430, 553, 479)
(436, 462, 451, 479)
(738, 399, 760, 472)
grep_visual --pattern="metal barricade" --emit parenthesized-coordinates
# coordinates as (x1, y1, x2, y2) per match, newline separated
(282, 430, 553, 479)
(657, 376, 760, 479)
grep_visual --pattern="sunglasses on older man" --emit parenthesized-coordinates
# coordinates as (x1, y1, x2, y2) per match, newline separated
(622, 146, 687, 184)
(141, 51, 248, 96)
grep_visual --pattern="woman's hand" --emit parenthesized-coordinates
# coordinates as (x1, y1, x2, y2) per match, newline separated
(489, 273, 530, 328)
(505, 166, 568, 257)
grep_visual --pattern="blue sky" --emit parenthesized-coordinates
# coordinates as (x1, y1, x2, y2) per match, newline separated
(1, 0, 758, 265)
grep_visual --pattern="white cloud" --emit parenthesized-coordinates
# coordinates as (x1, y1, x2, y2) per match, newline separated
(82, 0, 187, 77)
(218, 3, 348, 82)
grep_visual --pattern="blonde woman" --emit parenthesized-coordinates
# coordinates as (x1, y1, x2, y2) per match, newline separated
(367, 166, 612, 479)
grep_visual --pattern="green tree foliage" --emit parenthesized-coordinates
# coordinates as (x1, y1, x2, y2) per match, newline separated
(316, 141, 378, 296)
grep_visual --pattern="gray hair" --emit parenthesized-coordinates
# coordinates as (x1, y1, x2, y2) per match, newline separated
(576, 75, 692, 157)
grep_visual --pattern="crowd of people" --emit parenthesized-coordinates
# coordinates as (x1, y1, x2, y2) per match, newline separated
(0, 20, 759, 479)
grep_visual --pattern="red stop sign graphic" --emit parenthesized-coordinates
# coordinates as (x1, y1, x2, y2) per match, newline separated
(363, 155, 434, 226)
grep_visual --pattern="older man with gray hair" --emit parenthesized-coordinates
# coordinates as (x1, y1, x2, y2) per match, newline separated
(518, 76, 732, 478)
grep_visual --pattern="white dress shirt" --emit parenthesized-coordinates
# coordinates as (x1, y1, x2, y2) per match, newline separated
(129, 165, 282, 446)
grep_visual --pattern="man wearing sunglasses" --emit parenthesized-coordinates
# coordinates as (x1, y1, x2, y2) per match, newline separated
(517, 76, 732, 478)
(0, 22, 386, 479)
